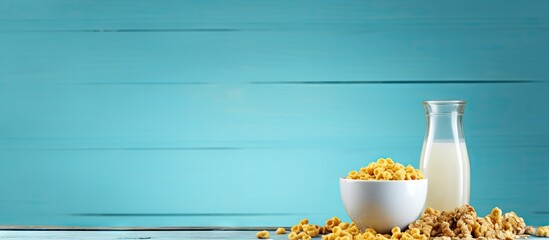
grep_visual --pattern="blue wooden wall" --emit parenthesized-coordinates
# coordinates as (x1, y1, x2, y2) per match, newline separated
(1, 1, 548, 227)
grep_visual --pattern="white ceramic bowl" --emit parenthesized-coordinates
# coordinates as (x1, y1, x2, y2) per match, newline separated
(339, 178, 428, 233)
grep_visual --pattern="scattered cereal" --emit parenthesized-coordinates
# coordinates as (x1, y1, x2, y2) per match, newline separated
(326, 217, 341, 231)
(289, 217, 428, 240)
(537, 226, 549, 237)
(277, 227, 287, 234)
(280, 204, 539, 240)
(346, 158, 424, 180)
(267, 198, 545, 240)
(256, 230, 270, 239)
(408, 204, 529, 240)
(525, 226, 535, 235)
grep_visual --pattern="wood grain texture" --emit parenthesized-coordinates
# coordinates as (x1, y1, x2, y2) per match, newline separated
(2, 1, 549, 84)
(0, 0, 548, 227)
(0, 230, 286, 240)
(0, 230, 546, 240)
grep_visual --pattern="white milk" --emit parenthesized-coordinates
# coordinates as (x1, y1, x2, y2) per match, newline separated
(420, 141, 470, 211)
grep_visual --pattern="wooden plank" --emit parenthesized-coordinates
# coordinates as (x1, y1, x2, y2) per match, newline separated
(0, 230, 546, 240)
(1, 1, 549, 29)
(2, 29, 549, 84)
(0, 226, 283, 231)
(0, 230, 282, 240)
(1, 83, 548, 142)
(0, 146, 547, 226)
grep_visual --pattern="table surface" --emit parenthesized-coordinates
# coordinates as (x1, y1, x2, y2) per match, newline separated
(0, 230, 278, 240)
(0, 228, 546, 240)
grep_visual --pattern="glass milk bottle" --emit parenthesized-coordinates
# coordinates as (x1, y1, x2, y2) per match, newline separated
(420, 100, 470, 211)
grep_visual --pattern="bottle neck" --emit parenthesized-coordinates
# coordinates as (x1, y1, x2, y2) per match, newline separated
(424, 114, 465, 142)
(423, 100, 466, 143)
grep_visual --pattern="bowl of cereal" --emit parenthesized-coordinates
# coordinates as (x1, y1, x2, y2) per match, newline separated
(339, 158, 428, 234)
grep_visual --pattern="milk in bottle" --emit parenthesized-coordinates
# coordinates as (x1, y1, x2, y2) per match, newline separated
(420, 100, 470, 211)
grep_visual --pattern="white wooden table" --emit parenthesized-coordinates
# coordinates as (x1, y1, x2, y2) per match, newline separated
(0, 227, 546, 240)
(0, 231, 282, 240)
(0, 227, 289, 240)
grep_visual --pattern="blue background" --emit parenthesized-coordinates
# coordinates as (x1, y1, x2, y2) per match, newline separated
(0, 0, 548, 227)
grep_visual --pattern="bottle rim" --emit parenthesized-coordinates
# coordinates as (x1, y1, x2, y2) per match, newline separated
(423, 100, 466, 105)
(423, 100, 466, 115)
